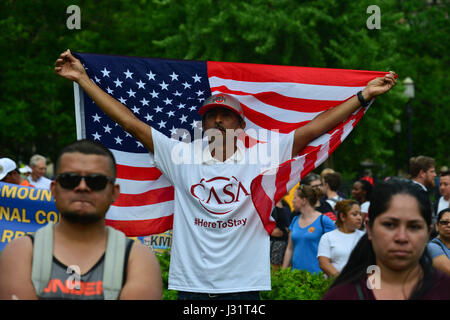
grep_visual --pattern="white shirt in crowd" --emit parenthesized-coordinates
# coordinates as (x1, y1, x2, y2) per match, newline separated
(360, 201, 370, 214)
(27, 176, 52, 190)
(437, 196, 450, 214)
(151, 127, 294, 293)
(326, 195, 345, 210)
(317, 229, 365, 273)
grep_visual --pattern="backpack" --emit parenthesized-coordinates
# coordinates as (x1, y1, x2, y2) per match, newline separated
(31, 222, 128, 300)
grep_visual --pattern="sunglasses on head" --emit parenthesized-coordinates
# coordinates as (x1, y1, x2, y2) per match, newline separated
(56, 172, 115, 191)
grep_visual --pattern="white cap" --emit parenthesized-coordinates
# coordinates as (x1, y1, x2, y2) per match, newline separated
(0, 158, 17, 180)
(19, 165, 32, 174)
(198, 93, 244, 118)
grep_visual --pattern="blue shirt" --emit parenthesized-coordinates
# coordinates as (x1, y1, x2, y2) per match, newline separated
(427, 238, 450, 259)
(289, 214, 336, 274)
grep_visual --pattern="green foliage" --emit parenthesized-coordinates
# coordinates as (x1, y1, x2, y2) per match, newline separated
(0, 0, 448, 175)
(156, 251, 333, 300)
(261, 267, 333, 300)
(156, 251, 178, 300)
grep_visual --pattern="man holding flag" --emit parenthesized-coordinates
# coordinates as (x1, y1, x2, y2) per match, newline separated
(55, 49, 396, 299)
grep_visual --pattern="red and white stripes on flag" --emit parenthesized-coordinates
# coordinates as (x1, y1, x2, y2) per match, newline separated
(209, 61, 388, 235)
(105, 149, 174, 236)
(74, 52, 389, 236)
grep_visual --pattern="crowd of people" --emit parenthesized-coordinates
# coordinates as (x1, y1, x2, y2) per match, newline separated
(0, 155, 53, 190)
(270, 157, 450, 299)
(2, 150, 448, 300)
(0, 50, 448, 300)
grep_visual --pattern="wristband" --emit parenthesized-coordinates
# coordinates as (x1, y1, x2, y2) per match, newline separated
(357, 91, 370, 108)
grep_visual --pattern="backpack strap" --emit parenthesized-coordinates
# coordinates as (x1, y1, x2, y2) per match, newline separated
(102, 226, 127, 300)
(320, 214, 325, 234)
(31, 222, 54, 297)
(431, 237, 450, 259)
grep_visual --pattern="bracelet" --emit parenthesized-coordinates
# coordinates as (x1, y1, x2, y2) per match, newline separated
(357, 91, 370, 108)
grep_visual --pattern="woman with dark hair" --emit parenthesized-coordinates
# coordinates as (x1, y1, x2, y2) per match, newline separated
(322, 178, 450, 300)
(351, 179, 373, 229)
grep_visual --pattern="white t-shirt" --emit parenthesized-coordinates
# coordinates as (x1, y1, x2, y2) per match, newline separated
(361, 201, 370, 214)
(326, 195, 345, 210)
(152, 128, 294, 293)
(437, 196, 450, 214)
(28, 176, 52, 190)
(317, 229, 365, 273)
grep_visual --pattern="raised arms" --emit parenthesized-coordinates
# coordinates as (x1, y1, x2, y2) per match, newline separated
(55, 50, 155, 154)
(291, 72, 397, 157)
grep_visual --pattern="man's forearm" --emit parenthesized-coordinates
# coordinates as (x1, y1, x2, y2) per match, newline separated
(292, 90, 369, 156)
(310, 91, 369, 138)
(77, 75, 138, 134)
(76, 74, 155, 153)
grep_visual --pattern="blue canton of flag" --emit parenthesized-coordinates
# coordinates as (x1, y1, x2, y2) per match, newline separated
(74, 53, 210, 153)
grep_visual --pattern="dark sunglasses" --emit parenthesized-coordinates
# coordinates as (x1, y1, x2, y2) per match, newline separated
(438, 220, 450, 226)
(56, 173, 115, 191)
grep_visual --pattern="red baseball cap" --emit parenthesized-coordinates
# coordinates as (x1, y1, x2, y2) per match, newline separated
(198, 93, 244, 118)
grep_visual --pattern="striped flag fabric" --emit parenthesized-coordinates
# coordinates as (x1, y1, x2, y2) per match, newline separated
(73, 52, 388, 236)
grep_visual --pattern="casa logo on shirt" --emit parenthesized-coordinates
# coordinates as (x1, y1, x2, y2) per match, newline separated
(190, 176, 250, 215)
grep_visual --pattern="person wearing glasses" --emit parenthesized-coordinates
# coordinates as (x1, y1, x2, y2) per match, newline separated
(300, 172, 336, 221)
(27, 154, 52, 190)
(0, 140, 162, 300)
(427, 208, 450, 276)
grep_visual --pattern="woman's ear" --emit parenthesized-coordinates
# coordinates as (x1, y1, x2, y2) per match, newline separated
(339, 212, 346, 223)
(111, 184, 121, 203)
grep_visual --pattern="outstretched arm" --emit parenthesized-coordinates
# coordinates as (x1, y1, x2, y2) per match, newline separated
(291, 72, 397, 157)
(55, 49, 154, 153)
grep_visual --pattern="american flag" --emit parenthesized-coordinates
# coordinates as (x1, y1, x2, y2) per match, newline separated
(73, 52, 389, 236)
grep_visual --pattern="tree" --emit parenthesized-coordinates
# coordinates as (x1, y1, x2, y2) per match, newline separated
(1, 0, 448, 177)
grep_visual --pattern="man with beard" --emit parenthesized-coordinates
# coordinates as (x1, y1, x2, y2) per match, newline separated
(409, 155, 438, 237)
(0, 140, 162, 300)
(409, 155, 437, 196)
